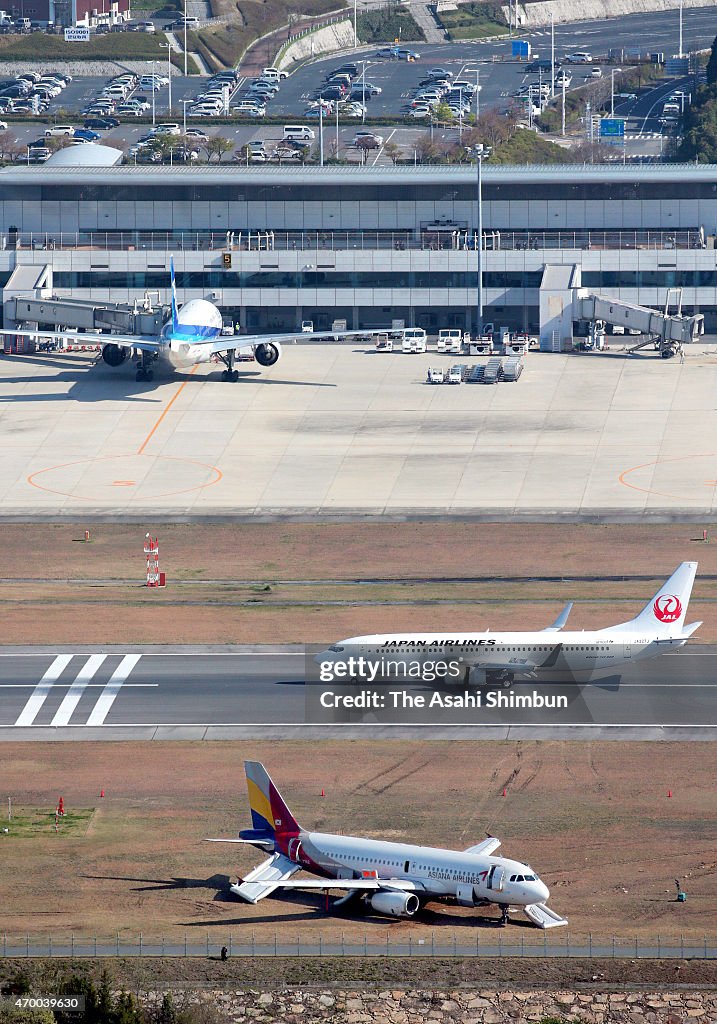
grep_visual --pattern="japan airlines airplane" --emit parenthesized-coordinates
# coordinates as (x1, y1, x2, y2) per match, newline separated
(0, 259, 377, 382)
(206, 761, 567, 929)
(318, 563, 700, 688)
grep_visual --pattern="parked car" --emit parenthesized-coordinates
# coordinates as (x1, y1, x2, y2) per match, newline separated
(45, 124, 75, 137)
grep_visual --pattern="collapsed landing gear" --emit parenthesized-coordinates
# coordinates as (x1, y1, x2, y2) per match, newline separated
(499, 905, 509, 927)
(218, 349, 239, 382)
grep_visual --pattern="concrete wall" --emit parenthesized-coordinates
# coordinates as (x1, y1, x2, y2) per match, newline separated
(501, 0, 713, 29)
(276, 19, 356, 71)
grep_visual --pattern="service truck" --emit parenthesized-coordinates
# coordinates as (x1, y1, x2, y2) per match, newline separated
(436, 329, 469, 354)
(401, 327, 427, 353)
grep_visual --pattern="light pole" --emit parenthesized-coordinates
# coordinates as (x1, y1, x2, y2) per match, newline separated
(181, 97, 192, 134)
(353, 0, 357, 49)
(160, 42, 172, 115)
(358, 59, 376, 124)
(319, 102, 324, 166)
(458, 85, 464, 140)
(151, 60, 157, 125)
(550, 10, 555, 98)
(678, 0, 683, 57)
(476, 152, 483, 339)
(610, 67, 621, 118)
(184, 0, 187, 77)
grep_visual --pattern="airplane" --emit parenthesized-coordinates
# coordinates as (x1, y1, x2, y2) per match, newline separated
(205, 760, 567, 929)
(0, 259, 382, 383)
(317, 562, 700, 688)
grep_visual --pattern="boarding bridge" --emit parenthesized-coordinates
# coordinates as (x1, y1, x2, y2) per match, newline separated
(577, 291, 704, 357)
(2, 263, 167, 336)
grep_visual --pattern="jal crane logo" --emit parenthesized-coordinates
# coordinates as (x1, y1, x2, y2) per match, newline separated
(653, 594, 682, 624)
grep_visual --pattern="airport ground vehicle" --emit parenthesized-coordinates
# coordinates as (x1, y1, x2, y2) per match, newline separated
(402, 327, 427, 353)
(437, 329, 468, 353)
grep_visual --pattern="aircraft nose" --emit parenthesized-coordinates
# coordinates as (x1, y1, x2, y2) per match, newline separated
(536, 880, 550, 902)
(314, 649, 332, 664)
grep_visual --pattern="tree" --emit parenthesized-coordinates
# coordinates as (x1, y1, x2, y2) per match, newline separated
(44, 136, 72, 153)
(706, 33, 717, 85)
(204, 135, 233, 163)
(383, 140, 401, 165)
(158, 994, 178, 1024)
(0, 130, 14, 161)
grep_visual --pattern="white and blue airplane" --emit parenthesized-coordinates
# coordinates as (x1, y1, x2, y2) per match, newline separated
(0, 259, 376, 382)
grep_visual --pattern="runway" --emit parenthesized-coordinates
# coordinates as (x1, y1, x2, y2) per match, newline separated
(0, 645, 715, 740)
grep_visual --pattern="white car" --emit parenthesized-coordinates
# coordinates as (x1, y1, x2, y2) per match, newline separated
(590, 66, 603, 78)
(352, 131, 383, 148)
(151, 123, 181, 135)
(45, 125, 75, 137)
(0, 120, 7, 130)
(565, 51, 592, 63)
(409, 106, 431, 118)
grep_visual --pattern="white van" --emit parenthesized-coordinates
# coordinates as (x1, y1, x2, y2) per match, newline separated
(283, 124, 315, 140)
(263, 67, 288, 81)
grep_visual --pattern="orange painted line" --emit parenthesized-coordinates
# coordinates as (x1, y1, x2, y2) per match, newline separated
(618, 451, 717, 501)
(137, 365, 198, 456)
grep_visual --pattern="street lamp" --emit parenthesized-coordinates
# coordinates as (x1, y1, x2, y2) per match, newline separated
(610, 67, 622, 118)
(151, 60, 157, 125)
(159, 41, 173, 115)
(357, 59, 376, 124)
(319, 102, 324, 166)
(181, 97, 192, 134)
(475, 152, 483, 339)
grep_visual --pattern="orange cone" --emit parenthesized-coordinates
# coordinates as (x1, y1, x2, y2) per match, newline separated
(100, 789, 105, 798)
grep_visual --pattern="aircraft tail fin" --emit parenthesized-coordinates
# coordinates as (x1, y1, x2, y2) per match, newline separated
(606, 562, 698, 635)
(244, 761, 301, 838)
(170, 257, 179, 333)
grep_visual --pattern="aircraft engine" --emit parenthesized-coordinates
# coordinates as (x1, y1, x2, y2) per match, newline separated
(254, 342, 281, 367)
(102, 344, 128, 367)
(466, 665, 488, 686)
(370, 891, 420, 918)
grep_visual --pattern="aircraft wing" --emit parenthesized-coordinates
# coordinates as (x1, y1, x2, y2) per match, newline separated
(229, 852, 301, 903)
(0, 327, 160, 352)
(543, 603, 573, 631)
(270, 877, 425, 892)
(206, 328, 391, 355)
(463, 837, 501, 856)
(205, 838, 275, 847)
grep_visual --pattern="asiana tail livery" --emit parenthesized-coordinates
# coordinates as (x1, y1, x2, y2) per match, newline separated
(206, 761, 567, 929)
(319, 563, 700, 688)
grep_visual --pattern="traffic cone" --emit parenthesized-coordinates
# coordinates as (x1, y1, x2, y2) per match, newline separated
(668, 790, 672, 798)
(100, 789, 105, 798)
(502, 788, 507, 797)
(321, 789, 325, 797)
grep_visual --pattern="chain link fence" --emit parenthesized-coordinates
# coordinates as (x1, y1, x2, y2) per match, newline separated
(2, 933, 715, 958)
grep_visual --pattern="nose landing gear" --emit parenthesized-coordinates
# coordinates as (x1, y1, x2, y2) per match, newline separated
(135, 350, 155, 382)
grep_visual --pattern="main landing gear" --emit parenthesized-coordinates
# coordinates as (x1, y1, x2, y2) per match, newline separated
(135, 350, 154, 382)
(217, 349, 239, 382)
(499, 905, 510, 927)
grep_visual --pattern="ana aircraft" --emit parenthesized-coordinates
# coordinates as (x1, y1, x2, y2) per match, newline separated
(206, 760, 567, 929)
(0, 259, 377, 382)
(318, 562, 700, 688)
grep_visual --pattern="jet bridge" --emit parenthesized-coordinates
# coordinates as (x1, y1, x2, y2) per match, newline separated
(577, 290, 704, 357)
(5, 295, 167, 337)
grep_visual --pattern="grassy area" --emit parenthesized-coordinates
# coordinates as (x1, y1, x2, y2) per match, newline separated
(2, 807, 95, 839)
(438, 1, 507, 41)
(490, 128, 574, 164)
(0, 33, 168, 61)
(188, 0, 342, 71)
(355, 6, 425, 44)
(536, 61, 664, 133)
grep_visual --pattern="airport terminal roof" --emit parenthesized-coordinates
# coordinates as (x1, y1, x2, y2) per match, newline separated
(44, 144, 124, 167)
(0, 163, 716, 186)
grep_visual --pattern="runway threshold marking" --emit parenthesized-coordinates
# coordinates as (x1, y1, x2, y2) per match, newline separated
(50, 653, 107, 727)
(14, 654, 73, 726)
(85, 654, 142, 726)
(136, 365, 198, 456)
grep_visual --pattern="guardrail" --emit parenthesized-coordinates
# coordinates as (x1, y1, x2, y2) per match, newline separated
(2, 933, 715, 958)
(2, 228, 704, 254)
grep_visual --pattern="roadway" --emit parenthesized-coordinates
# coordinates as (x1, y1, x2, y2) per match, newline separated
(0, 645, 715, 740)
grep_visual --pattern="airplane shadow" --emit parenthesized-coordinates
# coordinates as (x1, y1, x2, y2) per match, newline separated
(80, 872, 233, 898)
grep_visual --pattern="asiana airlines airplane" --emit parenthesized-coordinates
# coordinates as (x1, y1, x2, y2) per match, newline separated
(206, 761, 567, 929)
(317, 562, 700, 688)
(0, 258, 379, 382)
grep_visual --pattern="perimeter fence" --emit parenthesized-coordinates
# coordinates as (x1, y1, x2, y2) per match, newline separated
(2, 933, 716, 959)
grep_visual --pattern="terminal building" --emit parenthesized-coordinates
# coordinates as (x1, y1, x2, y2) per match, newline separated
(1, 162, 716, 339)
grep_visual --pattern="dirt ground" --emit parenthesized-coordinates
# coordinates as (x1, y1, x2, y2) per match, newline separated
(1, 522, 717, 643)
(1, 741, 715, 945)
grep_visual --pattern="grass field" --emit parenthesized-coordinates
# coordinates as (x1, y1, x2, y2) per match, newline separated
(0, 522, 715, 644)
(1, 741, 715, 944)
(3, 807, 94, 839)
(438, 2, 507, 41)
(0, 33, 168, 61)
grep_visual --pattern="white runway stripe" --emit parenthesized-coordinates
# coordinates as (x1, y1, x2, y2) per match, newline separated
(14, 654, 73, 727)
(50, 654, 107, 728)
(86, 654, 141, 726)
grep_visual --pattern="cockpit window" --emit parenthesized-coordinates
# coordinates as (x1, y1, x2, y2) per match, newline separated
(328, 645, 344, 653)
(509, 875, 516, 882)
(524, 874, 536, 881)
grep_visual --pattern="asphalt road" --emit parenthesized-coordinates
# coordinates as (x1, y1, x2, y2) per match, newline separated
(0, 645, 716, 740)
